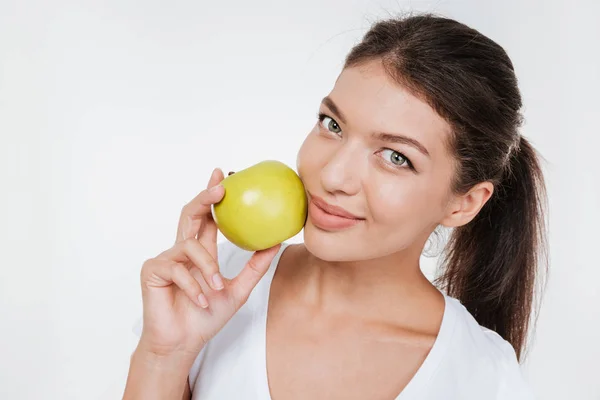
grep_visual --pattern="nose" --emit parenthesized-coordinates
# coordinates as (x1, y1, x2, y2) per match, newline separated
(319, 141, 362, 196)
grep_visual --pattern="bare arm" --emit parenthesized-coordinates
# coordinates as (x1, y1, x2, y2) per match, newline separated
(122, 343, 196, 400)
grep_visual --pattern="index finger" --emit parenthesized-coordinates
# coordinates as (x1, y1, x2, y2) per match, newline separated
(176, 168, 225, 243)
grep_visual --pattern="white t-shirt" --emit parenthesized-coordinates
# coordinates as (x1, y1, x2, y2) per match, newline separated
(133, 240, 536, 399)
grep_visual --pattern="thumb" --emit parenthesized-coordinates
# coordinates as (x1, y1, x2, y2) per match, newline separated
(230, 244, 282, 306)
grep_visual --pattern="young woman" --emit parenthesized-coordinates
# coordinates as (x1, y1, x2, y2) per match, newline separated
(123, 13, 547, 400)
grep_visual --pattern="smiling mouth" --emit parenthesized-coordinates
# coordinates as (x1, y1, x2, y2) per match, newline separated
(307, 194, 365, 231)
(309, 194, 364, 220)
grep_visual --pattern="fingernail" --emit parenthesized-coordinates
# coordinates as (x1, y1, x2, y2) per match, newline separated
(209, 184, 222, 193)
(197, 294, 209, 308)
(212, 273, 224, 290)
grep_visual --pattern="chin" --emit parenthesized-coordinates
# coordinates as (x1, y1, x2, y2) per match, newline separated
(302, 220, 367, 262)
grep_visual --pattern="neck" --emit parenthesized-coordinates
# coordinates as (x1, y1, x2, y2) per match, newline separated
(284, 243, 440, 321)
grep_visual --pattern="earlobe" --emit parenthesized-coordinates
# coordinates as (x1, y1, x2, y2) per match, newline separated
(440, 182, 494, 228)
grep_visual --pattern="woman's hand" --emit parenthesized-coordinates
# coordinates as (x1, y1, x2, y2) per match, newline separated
(137, 168, 281, 358)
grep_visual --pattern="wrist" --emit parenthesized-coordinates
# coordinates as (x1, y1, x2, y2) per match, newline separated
(123, 343, 200, 400)
(134, 339, 200, 372)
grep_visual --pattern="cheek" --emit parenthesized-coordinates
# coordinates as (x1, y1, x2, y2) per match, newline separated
(367, 175, 446, 229)
(296, 136, 309, 176)
(367, 180, 410, 223)
(296, 131, 324, 183)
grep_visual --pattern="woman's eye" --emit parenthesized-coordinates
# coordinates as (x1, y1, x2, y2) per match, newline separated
(380, 149, 411, 168)
(319, 114, 342, 135)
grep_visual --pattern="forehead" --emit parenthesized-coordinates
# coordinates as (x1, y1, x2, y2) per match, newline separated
(328, 61, 452, 154)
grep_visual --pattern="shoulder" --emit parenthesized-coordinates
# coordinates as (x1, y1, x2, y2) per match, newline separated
(445, 296, 517, 361)
(441, 296, 536, 399)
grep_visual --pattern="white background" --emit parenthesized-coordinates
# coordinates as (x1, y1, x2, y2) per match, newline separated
(1, 0, 599, 399)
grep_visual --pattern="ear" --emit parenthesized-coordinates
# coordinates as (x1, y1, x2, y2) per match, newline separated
(440, 181, 494, 228)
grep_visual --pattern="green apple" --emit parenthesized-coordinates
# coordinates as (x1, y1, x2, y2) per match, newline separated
(212, 160, 308, 251)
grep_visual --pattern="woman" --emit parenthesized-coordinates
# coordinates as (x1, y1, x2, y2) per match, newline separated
(123, 13, 547, 400)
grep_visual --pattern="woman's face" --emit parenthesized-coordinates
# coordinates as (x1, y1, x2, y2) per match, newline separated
(297, 60, 458, 262)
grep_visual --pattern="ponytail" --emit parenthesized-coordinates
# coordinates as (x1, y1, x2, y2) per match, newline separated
(437, 137, 548, 360)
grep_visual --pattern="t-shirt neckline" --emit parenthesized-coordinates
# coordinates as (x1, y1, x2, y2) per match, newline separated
(252, 242, 457, 400)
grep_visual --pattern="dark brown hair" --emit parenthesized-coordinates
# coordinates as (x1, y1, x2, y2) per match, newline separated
(344, 13, 548, 360)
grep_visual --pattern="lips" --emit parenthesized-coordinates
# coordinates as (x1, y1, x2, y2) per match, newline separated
(310, 195, 363, 219)
(308, 194, 364, 231)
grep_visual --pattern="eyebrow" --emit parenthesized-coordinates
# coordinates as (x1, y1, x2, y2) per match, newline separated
(320, 96, 431, 158)
(321, 96, 348, 125)
(374, 133, 430, 157)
